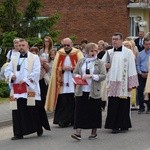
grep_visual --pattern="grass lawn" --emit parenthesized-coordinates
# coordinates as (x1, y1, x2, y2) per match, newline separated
(0, 97, 9, 104)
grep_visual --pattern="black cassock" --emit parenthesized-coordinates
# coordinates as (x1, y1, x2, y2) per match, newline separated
(12, 98, 50, 137)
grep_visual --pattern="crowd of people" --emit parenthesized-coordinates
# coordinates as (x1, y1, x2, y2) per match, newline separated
(0, 31, 150, 141)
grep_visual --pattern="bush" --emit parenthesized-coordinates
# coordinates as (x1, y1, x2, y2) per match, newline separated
(0, 80, 9, 98)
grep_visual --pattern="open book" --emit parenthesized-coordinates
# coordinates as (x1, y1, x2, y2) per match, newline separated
(72, 77, 88, 85)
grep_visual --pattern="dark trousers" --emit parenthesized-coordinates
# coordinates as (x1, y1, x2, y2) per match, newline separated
(12, 98, 50, 137)
(137, 74, 148, 109)
(39, 78, 48, 107)
(105, 97, 131, 130)
(12, 98, 38, 136)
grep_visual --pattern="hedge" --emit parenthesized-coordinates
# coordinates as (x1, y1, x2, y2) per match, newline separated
(0, 80, 9, 98)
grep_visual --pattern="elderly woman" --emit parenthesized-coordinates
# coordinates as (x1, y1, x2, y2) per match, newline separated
(71, 43, 106, 141)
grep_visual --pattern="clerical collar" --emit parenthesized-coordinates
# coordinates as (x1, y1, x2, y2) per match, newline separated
(114, 46, 122, 52)
(20, 53, 28, 58)
(65, 49, 72, 54)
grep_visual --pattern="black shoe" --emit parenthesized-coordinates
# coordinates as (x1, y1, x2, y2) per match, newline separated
(71, 134, 81, 141)
(120, 128, 128, 133)
(11, 136, 23, 140)
(37, 128, 43, 137)
(88, 134, 97, 140)
(138, 108, 145, 114)
(111, 129, 119, 134)
(58, 122, 69, 128)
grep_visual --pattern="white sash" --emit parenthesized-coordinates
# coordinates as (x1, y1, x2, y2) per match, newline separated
(10, 52, 36, 110)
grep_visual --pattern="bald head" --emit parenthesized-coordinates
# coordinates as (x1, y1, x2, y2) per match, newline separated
(62, 38, 73, 44)
(61, 38, 73, 51)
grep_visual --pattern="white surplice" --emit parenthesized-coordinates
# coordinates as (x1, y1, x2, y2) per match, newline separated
(4, 51, 41, 100)
(102, 46, 139, 97)
(61, 55, 74, 93)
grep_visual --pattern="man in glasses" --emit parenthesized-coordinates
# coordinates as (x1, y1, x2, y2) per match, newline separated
(102, 32, 139, 134)
(45, 37, 84, 127)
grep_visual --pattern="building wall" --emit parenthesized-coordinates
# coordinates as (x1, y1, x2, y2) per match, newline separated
(19, 0, 129, 44)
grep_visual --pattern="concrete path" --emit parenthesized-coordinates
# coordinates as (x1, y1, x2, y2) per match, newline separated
(0, 102, 53, 127)
(0, 102, 12, 127)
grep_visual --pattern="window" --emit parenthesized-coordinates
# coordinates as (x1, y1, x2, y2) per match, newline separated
(129, 16, 141, 37)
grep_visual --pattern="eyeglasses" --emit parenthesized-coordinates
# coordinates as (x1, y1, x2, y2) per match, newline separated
(63, 44, 70, 47)
(112, 38, 121, 41)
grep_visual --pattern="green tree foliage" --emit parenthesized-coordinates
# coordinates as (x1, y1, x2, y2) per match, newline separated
(0, 80, 9, 98)
(19, 0, 61, 42)
(0, 0, 61, 48)
(69, 35, 77, 42)
(0, 31, 18, 67)
(2, 31, 18, 48)
(24, 0, 41, 21)
(0, 0, 22, 32)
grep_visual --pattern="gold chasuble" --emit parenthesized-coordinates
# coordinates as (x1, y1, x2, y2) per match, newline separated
(45, 48, 83, 111)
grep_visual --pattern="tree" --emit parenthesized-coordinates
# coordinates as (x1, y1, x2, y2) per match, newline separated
(19, 0, 60, 43)
(0, 0, 22, 32)
(0, 0, 61, 48)
(2, 31, 18, 48)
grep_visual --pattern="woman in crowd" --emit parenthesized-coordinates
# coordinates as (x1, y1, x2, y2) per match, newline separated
(123, 40, 138, 110)
(39, 36, 54, 85)
(80, 39, 88, 56)
(97, 40, 108, 110)
(125, 37, 139, 57)
(71, 43, 106, 140)
(48, 49, 56, 77)
(39, 36, 53, 61)
(30, 47, 50, 135)
(6, 38, 20, 62)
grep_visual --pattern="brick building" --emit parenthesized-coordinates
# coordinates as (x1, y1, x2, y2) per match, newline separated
(20, 0, 150, 44)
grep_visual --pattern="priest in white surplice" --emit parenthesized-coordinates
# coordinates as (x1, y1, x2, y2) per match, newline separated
(4, 39, 50, 140)
(102, 32, 139, 134)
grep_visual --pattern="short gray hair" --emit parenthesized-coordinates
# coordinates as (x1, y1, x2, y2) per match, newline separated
(85, 43, 98, 54)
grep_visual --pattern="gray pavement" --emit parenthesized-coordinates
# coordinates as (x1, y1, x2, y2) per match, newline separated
(0, 102, 12, 127)
(1, 108, 150, 150)
(0, 102, 53, 127)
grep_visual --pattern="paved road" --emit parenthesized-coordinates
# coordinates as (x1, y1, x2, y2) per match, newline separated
(0, 102, 12, 127)
(0, 111, 150, 150)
